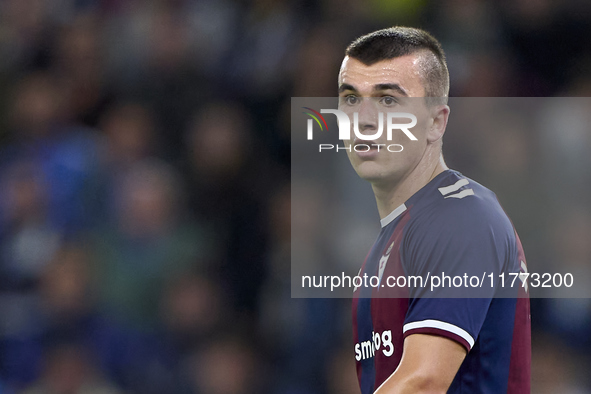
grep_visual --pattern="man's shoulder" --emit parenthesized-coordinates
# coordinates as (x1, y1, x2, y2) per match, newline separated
(402, 170, 519, 278)
(408, 170, 513, 235)
(422, 170, 500, 210)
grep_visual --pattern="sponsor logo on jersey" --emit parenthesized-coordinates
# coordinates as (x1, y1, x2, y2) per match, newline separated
(355, 329, 394, 361)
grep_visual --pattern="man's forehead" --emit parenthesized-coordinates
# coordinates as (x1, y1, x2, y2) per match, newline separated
(338, 55, 425, 94)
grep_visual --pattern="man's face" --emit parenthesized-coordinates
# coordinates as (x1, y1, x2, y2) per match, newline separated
(338, 54, 435, 186)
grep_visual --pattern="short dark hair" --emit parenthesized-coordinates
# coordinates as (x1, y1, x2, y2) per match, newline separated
(345, 27, 449, 103)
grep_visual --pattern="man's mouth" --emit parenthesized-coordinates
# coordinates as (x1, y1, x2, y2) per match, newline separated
(352, 138, 382, 159)
(354, 138, 380, 150)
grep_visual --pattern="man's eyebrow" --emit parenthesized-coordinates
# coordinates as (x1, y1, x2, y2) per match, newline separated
(337, 83, 409, 96)
(338, 83, 357, 93)
(374, 83, 408, 96)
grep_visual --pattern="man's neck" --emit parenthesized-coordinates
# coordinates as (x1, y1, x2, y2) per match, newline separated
(372, 154, 448, 220)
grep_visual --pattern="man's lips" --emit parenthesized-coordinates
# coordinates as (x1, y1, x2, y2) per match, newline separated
(353, 138, 379, 147)
(352, 138, 382, 159)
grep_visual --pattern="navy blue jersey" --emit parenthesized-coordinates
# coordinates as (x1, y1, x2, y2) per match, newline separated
(352, 169, 530, 393)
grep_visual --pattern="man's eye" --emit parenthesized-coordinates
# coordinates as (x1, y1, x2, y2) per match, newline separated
(345, 95, 360, 105)
(380, 96, 397, 106)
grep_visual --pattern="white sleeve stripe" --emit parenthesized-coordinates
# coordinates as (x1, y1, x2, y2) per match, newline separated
(403, 319, 475, 348)
(444, 189, 475, 199)
(438, 178, 469, 195)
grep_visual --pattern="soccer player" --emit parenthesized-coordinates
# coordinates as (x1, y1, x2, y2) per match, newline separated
(342, 27, 531, 393)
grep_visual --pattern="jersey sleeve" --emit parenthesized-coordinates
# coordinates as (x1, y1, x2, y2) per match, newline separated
(400, 194, 514, 351)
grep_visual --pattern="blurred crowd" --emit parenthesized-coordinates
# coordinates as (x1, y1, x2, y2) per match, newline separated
(0, 0, 590, 393)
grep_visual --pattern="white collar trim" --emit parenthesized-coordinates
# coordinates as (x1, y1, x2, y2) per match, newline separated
(380, 204, 407, 228)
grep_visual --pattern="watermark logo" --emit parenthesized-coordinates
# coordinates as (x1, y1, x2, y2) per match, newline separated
(303, 108, 418, 152)
(302, 107, 329, 138)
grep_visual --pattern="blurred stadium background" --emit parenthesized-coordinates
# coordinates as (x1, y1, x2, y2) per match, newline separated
(0, 0, 590, 393)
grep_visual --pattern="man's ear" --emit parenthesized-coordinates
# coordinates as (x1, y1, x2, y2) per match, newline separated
(427, 104, 450, 144)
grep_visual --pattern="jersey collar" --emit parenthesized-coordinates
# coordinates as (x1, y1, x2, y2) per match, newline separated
(380, 203, 407, 228)
(379, 170, 458, 228)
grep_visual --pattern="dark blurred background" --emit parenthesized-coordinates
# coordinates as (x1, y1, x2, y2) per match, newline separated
(0, 0, 590, 393)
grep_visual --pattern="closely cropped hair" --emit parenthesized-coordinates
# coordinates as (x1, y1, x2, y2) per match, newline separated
(345, 27, 449, 104)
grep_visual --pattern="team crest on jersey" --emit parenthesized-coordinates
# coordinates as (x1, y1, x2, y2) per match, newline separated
(354, 267, 362, 292)
(377, 242, 395, 288)
(519, 260, 528, 293)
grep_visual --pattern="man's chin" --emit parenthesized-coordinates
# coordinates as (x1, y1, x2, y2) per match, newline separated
(353, 162, 401, 185)
(354, 166, 389, 183)
(359, 174, 391, 185)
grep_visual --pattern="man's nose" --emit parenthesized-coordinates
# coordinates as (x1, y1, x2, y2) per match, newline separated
(357, 98, 380, 132)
